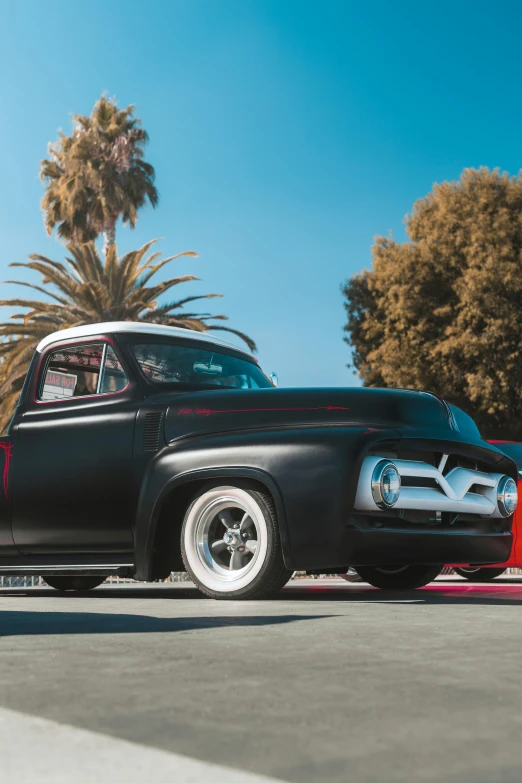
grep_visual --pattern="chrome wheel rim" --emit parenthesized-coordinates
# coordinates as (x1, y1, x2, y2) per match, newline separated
(194, 496, 261, 583)
(458, 567, 481, 574)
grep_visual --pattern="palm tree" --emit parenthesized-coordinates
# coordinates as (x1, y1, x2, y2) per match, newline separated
(0, 240, 255, 431)
(40, 96, 158, 252)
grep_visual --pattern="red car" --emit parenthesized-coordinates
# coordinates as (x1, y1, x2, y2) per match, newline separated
(451, 440, 522, 581)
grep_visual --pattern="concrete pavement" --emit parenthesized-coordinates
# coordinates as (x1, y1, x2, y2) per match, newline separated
(0, 706, 281, 782)
(1, 577, 522, 782)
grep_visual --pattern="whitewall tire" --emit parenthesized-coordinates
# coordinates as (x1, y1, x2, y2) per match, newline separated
(181, 484, 292, 599)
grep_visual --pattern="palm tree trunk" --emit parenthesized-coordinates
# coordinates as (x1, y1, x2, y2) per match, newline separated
(103, 223, 116, 255)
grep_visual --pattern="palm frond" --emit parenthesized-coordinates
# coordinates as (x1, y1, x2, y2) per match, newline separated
(0, 239, 255, 431)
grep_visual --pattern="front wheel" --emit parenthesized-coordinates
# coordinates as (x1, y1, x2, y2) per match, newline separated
(181, 484, 292, 600)
(43, 576, 106, 591)
(354, 564, 443, 590)
(454, 567, 507, 581)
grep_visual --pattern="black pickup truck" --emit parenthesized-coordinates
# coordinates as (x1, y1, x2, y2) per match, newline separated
(0, 322, 517, 598)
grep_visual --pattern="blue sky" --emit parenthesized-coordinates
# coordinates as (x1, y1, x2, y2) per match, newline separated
(1, 0, 522, 386)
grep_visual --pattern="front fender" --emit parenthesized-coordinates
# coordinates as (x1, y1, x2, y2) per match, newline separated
(133, 425, 395, 580)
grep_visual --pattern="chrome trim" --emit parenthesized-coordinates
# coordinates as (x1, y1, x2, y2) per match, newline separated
(442, 400, 460, 433)
(438, 454, 449, 473)
(0, 564, 133, 572)
(418, 391, 460, 432)
(356, 455, 511, 518)
(96, 343, 108, 394)
(371, 460, 401, 509)
(497, 476, 518, 518)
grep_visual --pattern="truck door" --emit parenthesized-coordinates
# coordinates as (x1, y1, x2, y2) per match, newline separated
(0, 436, 14, 553)
(10, 339, 138, 555)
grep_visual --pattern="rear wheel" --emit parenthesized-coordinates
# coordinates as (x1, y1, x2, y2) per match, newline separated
(43, 576, 106, 591)
(355, 564, 442, 590)
(454, 567, 506, 581)
(181, 484, 292, 600)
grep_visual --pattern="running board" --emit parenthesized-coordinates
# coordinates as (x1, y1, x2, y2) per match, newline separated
(0, 556, 134, 577)
(0, 565, 133, 576)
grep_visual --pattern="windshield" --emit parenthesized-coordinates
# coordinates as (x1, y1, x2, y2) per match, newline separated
(491, 441, 522, 472)
(131, 342, 272, 390)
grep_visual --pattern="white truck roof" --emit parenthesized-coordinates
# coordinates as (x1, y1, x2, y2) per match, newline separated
(36, 321, 252, 357)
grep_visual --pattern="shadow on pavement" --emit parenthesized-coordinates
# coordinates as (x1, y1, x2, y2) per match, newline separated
(0, 611, 333, 637)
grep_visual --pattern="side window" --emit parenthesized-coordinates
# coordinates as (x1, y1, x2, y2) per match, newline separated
(99, 345, 128, 394)
(40, 343, 128, 401)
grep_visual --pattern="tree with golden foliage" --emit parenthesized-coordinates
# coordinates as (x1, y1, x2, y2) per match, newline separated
(0, 241, 255, 432)
(343, 167, 522, 439)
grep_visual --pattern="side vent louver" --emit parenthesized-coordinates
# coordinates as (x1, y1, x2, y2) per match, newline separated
(142, 411, 164, 452)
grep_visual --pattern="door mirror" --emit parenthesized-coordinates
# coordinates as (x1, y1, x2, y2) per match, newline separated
(269, 372, 278, 388)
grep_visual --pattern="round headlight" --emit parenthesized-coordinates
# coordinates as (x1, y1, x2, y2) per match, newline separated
(371, 460, 401, 509)
(497, 476, 518, 517)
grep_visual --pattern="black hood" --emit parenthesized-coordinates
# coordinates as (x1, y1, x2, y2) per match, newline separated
(162, 386, 482, 446)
